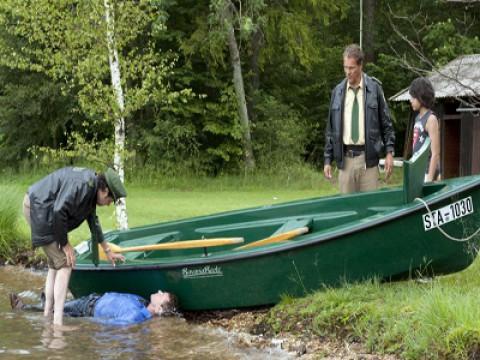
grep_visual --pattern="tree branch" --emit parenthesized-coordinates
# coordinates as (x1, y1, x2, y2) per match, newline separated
(387, 4, 480, 109)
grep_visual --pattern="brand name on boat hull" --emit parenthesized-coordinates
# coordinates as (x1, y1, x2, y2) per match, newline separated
(182, 265, 223, 279)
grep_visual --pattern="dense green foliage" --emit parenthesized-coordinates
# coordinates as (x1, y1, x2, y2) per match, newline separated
(0, 0, 478, 173)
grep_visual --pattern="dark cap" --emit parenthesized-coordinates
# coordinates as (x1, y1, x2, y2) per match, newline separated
(104, 168, 127, 201)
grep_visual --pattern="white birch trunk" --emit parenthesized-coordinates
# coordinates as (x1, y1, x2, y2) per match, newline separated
(104, 0, 128, 230)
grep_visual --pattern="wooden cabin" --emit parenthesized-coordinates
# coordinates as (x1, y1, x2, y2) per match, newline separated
(390, 54, 480, 179)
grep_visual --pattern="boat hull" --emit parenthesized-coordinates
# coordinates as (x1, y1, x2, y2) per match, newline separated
(70, 176, 480, 310)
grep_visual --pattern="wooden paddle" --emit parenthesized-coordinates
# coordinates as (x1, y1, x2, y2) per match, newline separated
(234, 226, 309, 250)
(98, 237, 244, 260)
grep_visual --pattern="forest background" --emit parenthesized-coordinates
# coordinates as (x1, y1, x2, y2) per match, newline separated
(0, 0, 479, 178)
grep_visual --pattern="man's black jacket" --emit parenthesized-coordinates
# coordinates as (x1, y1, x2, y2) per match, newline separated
(28, 167, 104, 248)
(323, 73, 395, 169)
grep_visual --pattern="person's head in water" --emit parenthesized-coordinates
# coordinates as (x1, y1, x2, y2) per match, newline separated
(147, 291, 179, 316)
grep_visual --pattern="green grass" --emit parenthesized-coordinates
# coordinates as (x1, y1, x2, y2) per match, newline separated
(0, 166, 338, 247)
(0, 169, 335, 260)
(0, 184, 29, 261)
(0, 165, 403, 246)
(75, 187, 324, 244)
(265, 258, 480, 359)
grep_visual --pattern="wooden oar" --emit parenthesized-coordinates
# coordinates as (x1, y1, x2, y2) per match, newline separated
(99, 237, 244, 260)
(235, 227, 309, 250)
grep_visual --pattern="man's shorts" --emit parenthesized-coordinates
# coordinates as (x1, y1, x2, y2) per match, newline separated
(41, 241, 68, 270)
(24, 194, 68, 270)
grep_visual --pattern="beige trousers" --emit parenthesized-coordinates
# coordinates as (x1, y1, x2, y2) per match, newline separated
(338, 153, 379, 194)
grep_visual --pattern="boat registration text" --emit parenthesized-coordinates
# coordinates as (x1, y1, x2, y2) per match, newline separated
(423, 196, 474, 231)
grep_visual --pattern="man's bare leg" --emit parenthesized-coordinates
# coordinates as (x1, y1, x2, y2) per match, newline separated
(52, 267, 72, 326)
(44, 269, 56, 317)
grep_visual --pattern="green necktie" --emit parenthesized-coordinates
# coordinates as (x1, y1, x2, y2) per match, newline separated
(351, 87, 359, 144)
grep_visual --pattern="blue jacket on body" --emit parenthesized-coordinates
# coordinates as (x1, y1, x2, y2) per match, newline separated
(93, 292, 152, 326)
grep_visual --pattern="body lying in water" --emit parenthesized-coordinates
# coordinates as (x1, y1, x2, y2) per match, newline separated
(10, 290, 178, 326)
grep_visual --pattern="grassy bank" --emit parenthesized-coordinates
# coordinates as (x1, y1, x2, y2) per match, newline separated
(262, 256, 480, 359)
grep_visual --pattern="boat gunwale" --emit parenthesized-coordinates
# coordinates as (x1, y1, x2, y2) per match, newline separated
(73, 177, 480, 272)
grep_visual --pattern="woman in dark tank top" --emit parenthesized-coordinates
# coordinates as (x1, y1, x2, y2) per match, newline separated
(409, 77, 441, 182)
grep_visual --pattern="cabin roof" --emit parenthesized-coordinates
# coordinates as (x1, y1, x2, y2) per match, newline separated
(389, 54, 480, 102)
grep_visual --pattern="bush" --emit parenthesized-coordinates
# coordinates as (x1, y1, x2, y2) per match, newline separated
(0, 185, 29, 262)
(253, 92, 310, 167)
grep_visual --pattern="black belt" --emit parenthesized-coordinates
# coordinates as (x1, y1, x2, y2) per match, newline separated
(344, 145, 364, 157)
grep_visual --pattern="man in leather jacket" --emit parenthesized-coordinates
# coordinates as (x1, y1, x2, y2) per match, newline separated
(23, 167, 127, 326)
(324, 44, 395, 193)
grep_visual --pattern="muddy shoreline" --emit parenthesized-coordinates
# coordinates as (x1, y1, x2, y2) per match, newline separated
(0, 250, 46, 269)
(184, 308, 399, 359)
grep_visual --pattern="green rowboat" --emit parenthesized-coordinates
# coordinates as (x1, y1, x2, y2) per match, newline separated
(70, 141, 480, 310)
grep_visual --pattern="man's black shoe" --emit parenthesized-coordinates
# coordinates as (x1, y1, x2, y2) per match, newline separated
(9, 293, 25, 310)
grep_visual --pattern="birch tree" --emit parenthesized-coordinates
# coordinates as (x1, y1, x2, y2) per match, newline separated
(104, 0, 127, 228)
(0, 0, 175, 229)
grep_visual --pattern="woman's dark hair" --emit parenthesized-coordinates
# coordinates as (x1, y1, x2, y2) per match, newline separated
(409, 77, 435, 109)
(97, 173, 108, 192)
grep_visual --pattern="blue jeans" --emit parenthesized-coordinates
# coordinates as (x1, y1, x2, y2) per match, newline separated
(23, 293, 101, 317)
(63, 294, 100, 317)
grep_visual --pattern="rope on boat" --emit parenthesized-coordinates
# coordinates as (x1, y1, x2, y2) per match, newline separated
(415, 197, 480, 242)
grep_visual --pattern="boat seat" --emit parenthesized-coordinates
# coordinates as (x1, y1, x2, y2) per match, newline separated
(195, 214, 345, 235)
(234, 217, 312, 250)
(119, 231, 180, 260)
(272, 218, 313, 236)
(403, 138, 431, 203)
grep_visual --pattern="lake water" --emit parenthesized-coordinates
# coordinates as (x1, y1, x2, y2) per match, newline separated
(0, 266, 290, 359)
